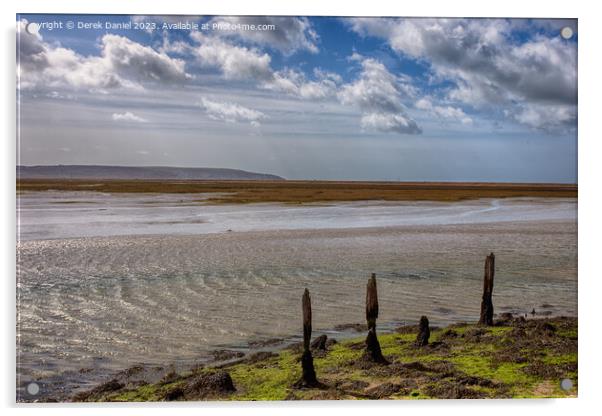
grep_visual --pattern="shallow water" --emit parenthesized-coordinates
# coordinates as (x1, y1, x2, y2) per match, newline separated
(16, 192, 577, 399)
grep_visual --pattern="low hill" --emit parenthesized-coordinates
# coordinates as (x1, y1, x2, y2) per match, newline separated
(17, 165, 284, 181)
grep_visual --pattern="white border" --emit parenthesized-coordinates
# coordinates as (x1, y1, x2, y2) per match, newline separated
(3, 1, 600, 415)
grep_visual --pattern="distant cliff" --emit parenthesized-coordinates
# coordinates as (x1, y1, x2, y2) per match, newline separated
(17, 165, 284, 181)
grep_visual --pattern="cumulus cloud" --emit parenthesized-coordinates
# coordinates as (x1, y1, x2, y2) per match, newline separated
(112, 112, 148, 123)
(190, 32, 338, 100)
(207, 16, 319, 54)
(338, 56, 421, 134)
(359, 113, 421, 135)
(347, 18, 577, 131)
(262, 68, 340, 99)
(101, 34, 190, 83)
(415, 98, 473, 125)
(199, 97, 266, 126)
(190, 32, 273, 81)
(191, 39, 416, 134)
(506, 103, 576, 132)
(17, 19, 190, 91)
(17, 21, 48, 72)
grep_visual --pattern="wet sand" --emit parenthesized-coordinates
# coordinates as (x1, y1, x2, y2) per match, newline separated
(16, 195, 577, 399)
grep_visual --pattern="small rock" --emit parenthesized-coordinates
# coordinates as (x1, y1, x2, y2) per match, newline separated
(325, 338, 338, 348)
(162, 386, 185, 401)
(211, 349, 245, 361)
(72, 379, 124, 402)
(185, 371, 235, 398)
(310, 334, 328, 350)
(415, 316, 430, 347)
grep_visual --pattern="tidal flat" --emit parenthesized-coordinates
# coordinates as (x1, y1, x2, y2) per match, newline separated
(16, 187, 577, 401)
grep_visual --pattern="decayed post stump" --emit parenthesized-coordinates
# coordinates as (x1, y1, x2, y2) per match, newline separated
(415, 316, 430, 347)
(479, 253, 495, 326)
(364, 273, 388, 363)
(299, 288, 318, 386)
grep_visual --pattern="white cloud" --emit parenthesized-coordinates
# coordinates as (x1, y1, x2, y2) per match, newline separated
(338, 58, 403, 112)
(314, 68, 342, 84)
(158, 31, 190, 55)
(415, 98, 473, 125)
(338, 57, 421, 134)
(17, 19, 190, 91)
(507, 103, 576, 132)
(347, 18, 577, 131)
(263, 68, 340, 100)
(46, 91, 74, 100)
(207, 16, 319, 54)
(190, 33, 338, 101)
(199, 97, 266, 126)
(101, 34, 190, 83)
(112, 112, 148, 123)
(360, 113, 421, 135)
(414, 98, 432, 111)
(190, 33, 273, 81)
(434, 106, 473, 125)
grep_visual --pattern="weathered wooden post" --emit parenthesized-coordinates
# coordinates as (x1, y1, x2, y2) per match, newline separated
(299, 288, 318, 386)
(415, 316, 430, 347)
(364, 273, 387, 363)
(479, 253, 495, 326)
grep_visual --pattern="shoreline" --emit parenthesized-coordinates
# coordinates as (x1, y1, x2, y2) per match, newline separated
(15, 317, 424, 402)
(24, 314, 578, 402)
(19, 313, 577, 402)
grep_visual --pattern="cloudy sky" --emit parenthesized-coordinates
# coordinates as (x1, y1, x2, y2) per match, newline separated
(17, 15, 577, 182)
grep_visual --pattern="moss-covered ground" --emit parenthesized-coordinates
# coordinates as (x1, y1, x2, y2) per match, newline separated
(73, 316, 577, 402)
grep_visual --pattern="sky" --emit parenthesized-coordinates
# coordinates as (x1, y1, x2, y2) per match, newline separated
(16, 15, 577, 182)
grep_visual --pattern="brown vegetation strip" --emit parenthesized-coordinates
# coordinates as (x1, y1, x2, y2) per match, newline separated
(17, 179, 577, 204)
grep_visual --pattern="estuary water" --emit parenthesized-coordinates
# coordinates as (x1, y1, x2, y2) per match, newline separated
(16, 192, 577, 399)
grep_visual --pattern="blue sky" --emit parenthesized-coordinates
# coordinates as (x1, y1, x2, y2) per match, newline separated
(17, 15, 577, 182)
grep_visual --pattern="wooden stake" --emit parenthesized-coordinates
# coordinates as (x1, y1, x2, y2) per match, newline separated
(302, 288, 312, 351)
(299, 288, 318, 386)
(364, 274, 387, 363)
(415, 316, 430, 347)
(479, 253, 495, 326)
(366, 273, 379, 331)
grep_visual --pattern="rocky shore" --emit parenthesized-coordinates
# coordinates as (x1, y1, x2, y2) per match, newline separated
(68, 315, 577, 401)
